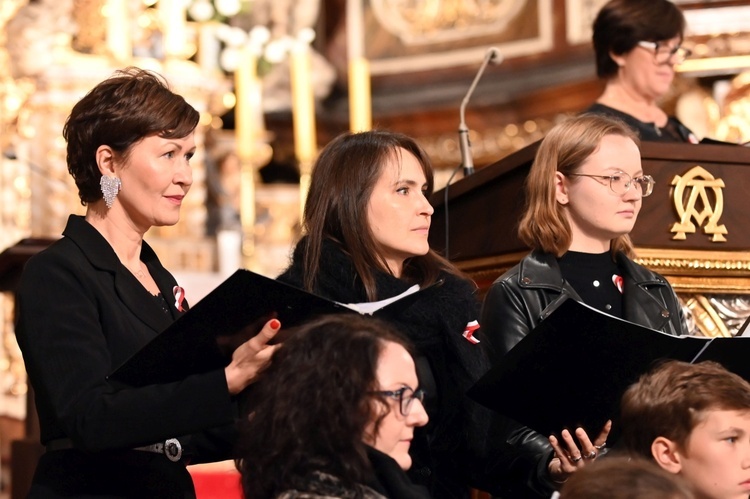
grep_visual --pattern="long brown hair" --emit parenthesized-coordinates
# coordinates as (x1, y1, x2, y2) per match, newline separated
(301, 130, 461, 300)
(518, 114, 640, 257)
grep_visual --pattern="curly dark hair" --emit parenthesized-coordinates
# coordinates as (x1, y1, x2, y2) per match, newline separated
(63, 67, 199, 205)
(593, 0, 686, 79)
(236, 314, 413, 499)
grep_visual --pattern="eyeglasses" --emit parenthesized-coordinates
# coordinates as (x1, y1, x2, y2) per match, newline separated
(374, 387, 425, 416)
(637, 41, 692, 65)
(566, 171, 655, 197)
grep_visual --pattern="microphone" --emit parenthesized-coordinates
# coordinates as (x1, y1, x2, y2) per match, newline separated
(459, 47, 503, 177)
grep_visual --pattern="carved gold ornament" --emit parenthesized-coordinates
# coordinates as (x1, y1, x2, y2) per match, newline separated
(670, 166, 728, 242)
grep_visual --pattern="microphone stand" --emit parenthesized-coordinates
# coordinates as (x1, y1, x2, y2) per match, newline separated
(446, 48, 502, 259)
(458, 47, 501, 177)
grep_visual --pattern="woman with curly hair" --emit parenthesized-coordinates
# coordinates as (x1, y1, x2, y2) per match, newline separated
(237, 314, 430, 498)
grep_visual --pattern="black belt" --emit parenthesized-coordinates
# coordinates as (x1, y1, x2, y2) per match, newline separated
(45, 437, 183, 462)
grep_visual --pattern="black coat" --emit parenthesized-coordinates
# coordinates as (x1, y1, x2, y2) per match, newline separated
(278, 239, 554, 499)
(16, 215, 238, 498)
(276, 447, 432, 499)
(479, 250, 687, 497)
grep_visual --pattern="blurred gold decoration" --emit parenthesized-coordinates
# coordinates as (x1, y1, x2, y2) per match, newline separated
(72, 0, 106, 54)
(714, 72, 750, 144)
(371, 0, 526, 44)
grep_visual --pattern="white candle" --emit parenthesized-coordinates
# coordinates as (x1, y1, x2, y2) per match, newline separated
(290, 40, 317, 164)
(346, 0, 371, 132)
(159, 0, 187, 59)
(348, 57, 371, 132)
(106, 0, 131, 62)
(235, 46, 262, 160)
(198, 22, 221, 74)
(290, 39, 317, 215)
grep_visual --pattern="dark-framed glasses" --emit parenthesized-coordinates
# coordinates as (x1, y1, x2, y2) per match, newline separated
(375, 386, 425, 416)
(637, 40, 692, 65)
(566, 171, 655, 197)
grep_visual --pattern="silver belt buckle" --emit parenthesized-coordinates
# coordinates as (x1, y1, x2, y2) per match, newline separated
(147, 438, 182, 462)
(161, 438, 183, 462)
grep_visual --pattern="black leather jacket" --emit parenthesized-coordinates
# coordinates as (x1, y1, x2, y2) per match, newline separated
(479, 249, 686, 497)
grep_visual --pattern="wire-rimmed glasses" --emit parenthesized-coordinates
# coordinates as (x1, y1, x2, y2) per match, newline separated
(637, 41, 692, 65)
(375, 386, 425, 416)
(566, 171, 655, 197)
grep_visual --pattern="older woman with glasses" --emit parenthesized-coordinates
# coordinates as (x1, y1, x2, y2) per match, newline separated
(585, 0, 697, 143)
(237, 314, 431, 499)
(480, 114, 688, 495)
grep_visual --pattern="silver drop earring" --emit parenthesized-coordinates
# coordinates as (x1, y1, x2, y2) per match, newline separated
(100, 175, 121, 208)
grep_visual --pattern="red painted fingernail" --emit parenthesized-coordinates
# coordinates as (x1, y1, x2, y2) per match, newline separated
(270, 319, 280, 330)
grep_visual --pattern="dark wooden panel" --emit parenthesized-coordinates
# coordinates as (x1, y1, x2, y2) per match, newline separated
(430, 142, 750, 261)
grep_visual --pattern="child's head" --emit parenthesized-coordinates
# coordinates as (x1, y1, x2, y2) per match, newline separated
(620, 360, 750, 499)
(559, 456, 695, 499)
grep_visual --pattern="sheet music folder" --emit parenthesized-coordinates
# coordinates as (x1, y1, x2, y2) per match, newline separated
(468, 298, 750, 439)
(109, 269, 430, 387)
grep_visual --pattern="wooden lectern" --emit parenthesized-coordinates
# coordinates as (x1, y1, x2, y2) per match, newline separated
(430, 141, 750, 336)
(0, 238, 55, 499)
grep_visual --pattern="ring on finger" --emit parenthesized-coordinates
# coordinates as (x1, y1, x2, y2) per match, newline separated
(570, 454, 583, 463)
(584, 450, 597, 459)
(594, 443, 606, 450)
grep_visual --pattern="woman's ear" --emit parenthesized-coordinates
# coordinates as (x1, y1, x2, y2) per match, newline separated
(651, 436, 683, 474)
(95, 145, 116, 176)
(555, 171, 569, 205)
(609, 50, 626, 69)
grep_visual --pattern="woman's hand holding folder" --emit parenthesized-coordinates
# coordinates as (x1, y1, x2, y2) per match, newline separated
(225, 318, 282, 394)
(547, 420, 612, 483)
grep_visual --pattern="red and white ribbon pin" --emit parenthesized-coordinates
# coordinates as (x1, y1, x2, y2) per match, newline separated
(173, 285, 186, 312)
(612, 274, 624, 294)
(462, 320, 481, 344)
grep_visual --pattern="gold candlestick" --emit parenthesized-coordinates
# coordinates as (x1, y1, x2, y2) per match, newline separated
(290, 37, 317, 215)
(235, 45, 263, 263)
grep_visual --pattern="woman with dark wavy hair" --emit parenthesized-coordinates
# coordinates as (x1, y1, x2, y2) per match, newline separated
(277, 130, 549, 498)
(237, 314, 430, 498)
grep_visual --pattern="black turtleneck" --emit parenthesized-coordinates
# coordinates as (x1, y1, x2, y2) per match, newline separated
(558, 250, 623, 318)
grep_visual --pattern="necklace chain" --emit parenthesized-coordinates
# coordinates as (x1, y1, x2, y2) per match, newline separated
(128, 262, 147, 280)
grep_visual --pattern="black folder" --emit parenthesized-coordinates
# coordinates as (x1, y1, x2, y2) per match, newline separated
(109, 269, 431, 387)
(468, 298, 750, 440)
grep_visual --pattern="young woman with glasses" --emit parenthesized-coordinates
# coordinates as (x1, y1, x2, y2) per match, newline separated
(585, 0, 698, 143)
(237, 314, 430, 498)
(481, 114, 688, 493)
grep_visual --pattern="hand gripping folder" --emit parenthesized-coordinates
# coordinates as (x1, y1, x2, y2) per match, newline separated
(109, 269, 432, 387)
(468, 298, 750, 441)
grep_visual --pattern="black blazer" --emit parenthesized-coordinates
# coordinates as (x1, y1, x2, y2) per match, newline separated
(16, 215, 237, 498)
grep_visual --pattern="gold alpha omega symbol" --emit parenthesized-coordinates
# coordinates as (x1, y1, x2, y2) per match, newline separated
(670, 166, 727, 242)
